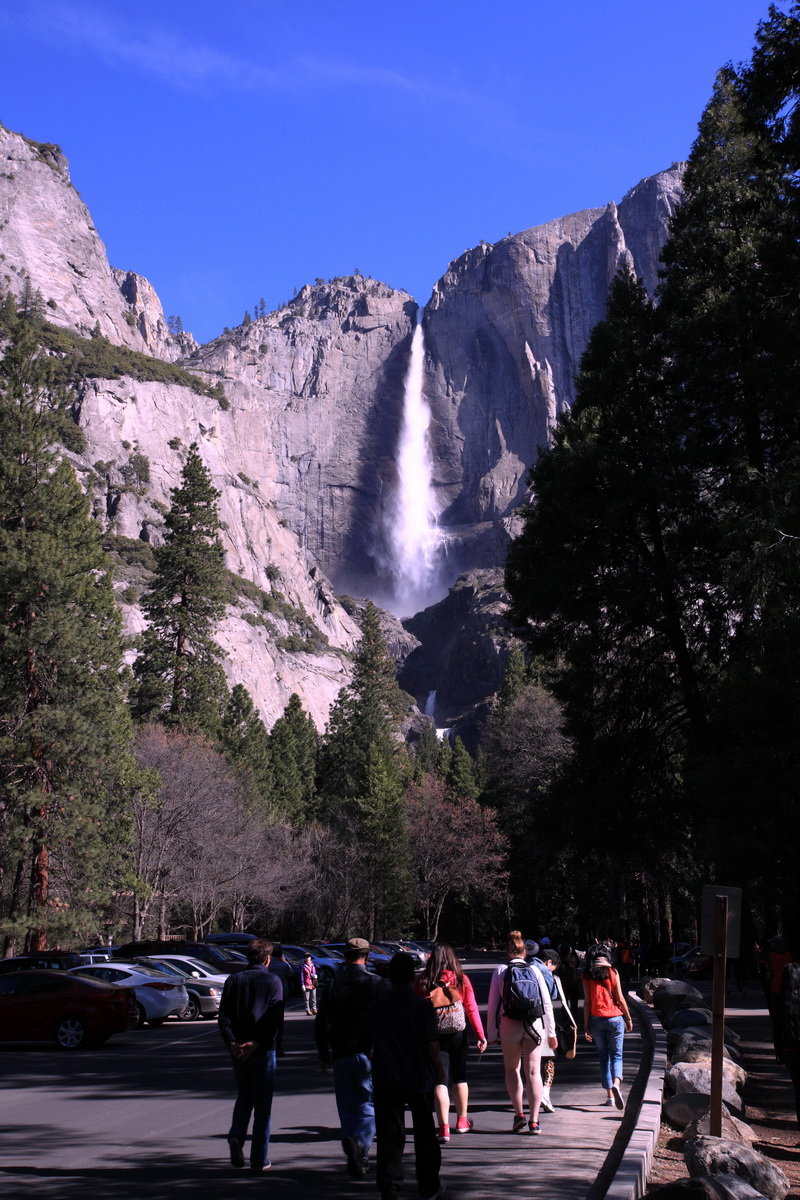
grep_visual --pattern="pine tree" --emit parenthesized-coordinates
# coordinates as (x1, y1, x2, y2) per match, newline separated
(268, 693, 318, 823)
(0, 322, 135, 953)
(218, 683, 273, 801)
(445, 737, 479, 801)
(132, 443, 229, 734)
(318, 602, 411, 933)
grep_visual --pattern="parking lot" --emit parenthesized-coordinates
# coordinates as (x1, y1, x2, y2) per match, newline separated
(0, 960, 639, 1199)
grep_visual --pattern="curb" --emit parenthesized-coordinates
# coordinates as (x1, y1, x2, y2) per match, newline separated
(591, 991, 668, 1199)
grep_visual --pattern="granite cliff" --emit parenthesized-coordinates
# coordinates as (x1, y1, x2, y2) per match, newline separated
(421, 167, 684, 572)
(0, 121, 684, 728)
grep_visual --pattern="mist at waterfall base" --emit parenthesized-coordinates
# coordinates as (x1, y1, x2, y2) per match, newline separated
(378, 323, 449, 619)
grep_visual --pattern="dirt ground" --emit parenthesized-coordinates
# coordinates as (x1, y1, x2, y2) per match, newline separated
(646, 988, 800, 1196)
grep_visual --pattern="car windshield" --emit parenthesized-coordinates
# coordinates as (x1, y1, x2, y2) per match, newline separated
(146, 960, 187, 978)
(124, 964, 177, 979)
(213, 946, 245, 961)
(164, 958, 214, 977)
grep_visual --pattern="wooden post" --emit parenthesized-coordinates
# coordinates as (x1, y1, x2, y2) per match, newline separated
(709, 893, 728, 1137)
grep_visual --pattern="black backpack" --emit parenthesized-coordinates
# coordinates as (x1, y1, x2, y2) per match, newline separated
(500, 962, 544, 1025)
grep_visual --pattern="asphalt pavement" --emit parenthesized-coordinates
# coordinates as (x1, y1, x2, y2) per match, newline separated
(0, 959, 641, 1199)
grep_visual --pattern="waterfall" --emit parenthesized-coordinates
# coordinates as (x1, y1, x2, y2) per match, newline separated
(388, 322, 441, 613)
(424, 690, 437, 717)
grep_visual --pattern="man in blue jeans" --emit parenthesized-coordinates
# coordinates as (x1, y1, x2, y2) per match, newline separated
(315, 937, 382, 1179)
(218, 938, 282, 1172)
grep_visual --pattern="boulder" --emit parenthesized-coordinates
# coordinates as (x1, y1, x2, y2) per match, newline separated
(669, 1031, 743, 1065)
(667, 1007, 714, 1031)
(647, 1181, 720, 1198)
(685, 1112, 759, 1147)
(664, 1092, 733, 1130)
(708, 1175, 771, 1199)
(666, 1064, 744, 1113)
(637, 976, 673, 1004)
(668, 1028, 743, 1061)
(653, 980, 706, 1015)
(685, 1136, 789, 1200)
(672, 1055, 747, 1092)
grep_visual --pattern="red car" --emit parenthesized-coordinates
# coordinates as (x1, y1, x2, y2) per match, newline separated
(0, 970, 137, 1048)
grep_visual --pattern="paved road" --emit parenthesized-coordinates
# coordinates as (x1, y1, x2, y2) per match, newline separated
(0, 961, 642, 1199)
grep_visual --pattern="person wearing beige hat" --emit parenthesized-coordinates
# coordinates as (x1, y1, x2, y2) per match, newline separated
(582, 955, 633, 1109)
(315, 936, 382, 1179)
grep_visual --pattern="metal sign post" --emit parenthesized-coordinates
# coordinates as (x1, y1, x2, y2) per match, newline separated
(709, 893, 728, 1137)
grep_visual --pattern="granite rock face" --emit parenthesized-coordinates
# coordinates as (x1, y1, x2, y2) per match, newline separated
(183, 277, 416, 595)
(0, 120, 688, 728)
(398, 568, 515, 749)
(421, 166, 685, 570)
(0, 125, 188, 360)
(73, 375, 361, 729)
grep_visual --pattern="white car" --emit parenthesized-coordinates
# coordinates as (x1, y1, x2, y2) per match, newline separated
(136, 955, 228, 1020)
(70, 963, 188, 1027)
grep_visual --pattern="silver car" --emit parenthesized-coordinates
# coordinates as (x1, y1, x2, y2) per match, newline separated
(70, 963, 188, 1027)
(137, 955, 227, 1020)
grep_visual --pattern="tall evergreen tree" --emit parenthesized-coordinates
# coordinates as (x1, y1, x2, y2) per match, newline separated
(218, 683, 273, 802)
(445, 737, 479, 801)
(505, 270, 711, 933)
(132, 443, 229, 734)
(268, 693, 318, 823)
(0, 322, 135, 953)
(317, 602, 411, 934)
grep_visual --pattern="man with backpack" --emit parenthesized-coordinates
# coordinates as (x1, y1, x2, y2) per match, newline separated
(315, 937, 382, 1179)
(486, 930, 557, 1134)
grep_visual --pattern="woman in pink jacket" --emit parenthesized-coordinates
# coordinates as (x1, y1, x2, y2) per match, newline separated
(415, 942, 487, 1142)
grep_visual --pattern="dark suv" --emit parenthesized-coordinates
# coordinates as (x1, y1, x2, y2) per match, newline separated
(0, 951, 82, 974)
(113, 941, 249, 973)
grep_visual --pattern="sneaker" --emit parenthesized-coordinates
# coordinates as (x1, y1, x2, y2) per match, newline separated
(249, 1161, 271, 1172)
(602, 1097, 614, 1106)
(437, 1123, 450, 1143)
(512, 1114, 527, 1134)
(421, 1186, 447, 1200)
(540, 1096, 555, 1114)
(611, 1084, 624, 1111)
(528, 1120, 541, 1134)
(227, 1136, 245, 1168)
(455, 1117, 473, 1133)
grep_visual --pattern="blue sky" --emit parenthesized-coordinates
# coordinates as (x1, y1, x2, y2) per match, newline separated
(0, 0, 773, 344)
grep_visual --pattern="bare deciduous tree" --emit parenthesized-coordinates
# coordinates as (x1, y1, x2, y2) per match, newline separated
(404, 773, 508, 940)
(130, 724, 311, 939)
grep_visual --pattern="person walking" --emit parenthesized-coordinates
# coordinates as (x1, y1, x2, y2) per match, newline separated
(415, 941, 487, 1142)
(217, 938, 283, 1173)
(315, 936, 382, 1179)
(535, 946, 577, 1113)
(582, 953, 633, 1109)
(368, 952, 445, 1200)
(301, 952, 318, 1015)
(486, 930, 557, 1135)
(267, 942, 293, 1055)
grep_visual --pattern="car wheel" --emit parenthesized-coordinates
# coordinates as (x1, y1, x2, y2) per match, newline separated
(179, 994, 202, 1021)
(55, 1015, 88, 1049)
(135, 1002, 147, 1028)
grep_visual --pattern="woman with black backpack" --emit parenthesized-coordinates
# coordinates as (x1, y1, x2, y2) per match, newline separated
(415, 942, 487, 1143)
(486, 931, 557, 1135)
